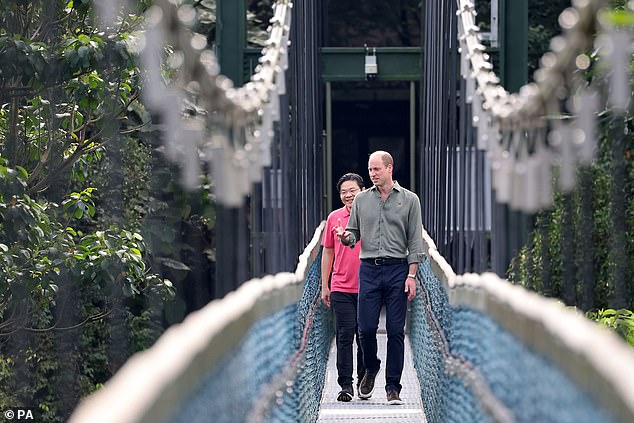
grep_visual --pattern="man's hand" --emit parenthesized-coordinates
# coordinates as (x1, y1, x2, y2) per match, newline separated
(404, 277, 416, 301)
(321, 286, 331, 308)
(333, 218, 351, 245)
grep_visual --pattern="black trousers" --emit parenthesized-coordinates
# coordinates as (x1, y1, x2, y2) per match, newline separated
(331, 291, 365, 389)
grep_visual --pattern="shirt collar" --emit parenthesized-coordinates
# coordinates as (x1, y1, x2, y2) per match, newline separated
(369, 180, 401, 193)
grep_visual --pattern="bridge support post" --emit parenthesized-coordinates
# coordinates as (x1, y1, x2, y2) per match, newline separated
(216, 0, 249, 295)
(217, 0, 245, 86)
(492, 0, 528, 276)
(499, 0, 528, 93)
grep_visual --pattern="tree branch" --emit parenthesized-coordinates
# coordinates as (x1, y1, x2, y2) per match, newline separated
(119, 120, 151, 134)
(27, 91, 141, 195)
(23, 308, 113, 333)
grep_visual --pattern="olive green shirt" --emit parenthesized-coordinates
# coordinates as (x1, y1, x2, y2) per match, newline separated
(346, 181, 424, 264)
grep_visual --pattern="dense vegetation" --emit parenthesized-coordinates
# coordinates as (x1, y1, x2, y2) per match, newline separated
(504, 0, 634, 347)
(0, 1, 220, 420)
(508, 110, 634, 346)
(0, 0, 632, 421)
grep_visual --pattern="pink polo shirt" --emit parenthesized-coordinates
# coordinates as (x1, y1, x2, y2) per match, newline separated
(321, 207, 362, 293)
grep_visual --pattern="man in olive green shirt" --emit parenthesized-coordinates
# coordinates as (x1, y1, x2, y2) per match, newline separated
(335, 151, 424, 405)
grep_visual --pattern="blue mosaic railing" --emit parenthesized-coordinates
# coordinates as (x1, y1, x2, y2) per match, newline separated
(409, 230, 634, 423)
(69, 223, 334, 423)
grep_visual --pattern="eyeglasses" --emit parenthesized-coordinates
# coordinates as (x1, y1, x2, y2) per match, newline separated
(340, 188, 360, 196)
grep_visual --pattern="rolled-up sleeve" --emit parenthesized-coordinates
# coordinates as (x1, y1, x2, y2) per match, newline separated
(346, 198, 361, 248)
(407, 195, 425, 264)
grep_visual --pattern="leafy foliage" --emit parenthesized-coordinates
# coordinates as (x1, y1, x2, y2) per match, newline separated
(0, 0, 145, 197)
(587, 309, 634, 347)
(509, 112, 634, 306)
(0, 1, 184, 421)
(0, 158, 173, 421)
(247, 0, 275, 47)
(494, 0, 634, 344)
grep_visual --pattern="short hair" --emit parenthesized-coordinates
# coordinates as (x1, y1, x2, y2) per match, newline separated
(370, 150, 393, 168)
(336, 173, 364, 192)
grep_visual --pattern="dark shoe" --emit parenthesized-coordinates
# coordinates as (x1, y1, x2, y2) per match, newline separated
(337, 385, 353, 402)
(358, 371, 377, 399)
(386, 389, 403, 405)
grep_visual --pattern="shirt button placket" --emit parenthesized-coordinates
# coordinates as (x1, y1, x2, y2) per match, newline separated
(379, 199, 384, 255)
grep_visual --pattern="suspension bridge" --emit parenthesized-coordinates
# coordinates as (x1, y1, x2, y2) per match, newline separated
(68, 222, 634, 423)
(65, 0, 634, 421)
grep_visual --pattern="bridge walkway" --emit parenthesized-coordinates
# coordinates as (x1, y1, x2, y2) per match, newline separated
(317, 313, 426, 422)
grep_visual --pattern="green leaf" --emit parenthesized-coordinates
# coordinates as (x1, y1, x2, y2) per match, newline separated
(14, 166, 28, 180)
(77, 46, 89, 59)
(601, 10, 634, 27)
(122, 283, 133, 297)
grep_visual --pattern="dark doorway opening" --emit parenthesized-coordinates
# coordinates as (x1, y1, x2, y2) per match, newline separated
(330, 81, 412, 197)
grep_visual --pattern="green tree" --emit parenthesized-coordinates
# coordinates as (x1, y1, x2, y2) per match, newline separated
(0, 0, 146, 198)
(0, 2, 177, 421)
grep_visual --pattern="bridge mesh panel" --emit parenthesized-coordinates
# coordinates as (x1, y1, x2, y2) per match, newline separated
(170, 250, 333, 423)
(267, 249, 335, 423)
(410, 259, 619, 423)
(409, 260, 454, 422)
(170, 305, 297, 423)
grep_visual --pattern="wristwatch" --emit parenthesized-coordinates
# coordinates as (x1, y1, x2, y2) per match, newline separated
(407, 274, 416, 279)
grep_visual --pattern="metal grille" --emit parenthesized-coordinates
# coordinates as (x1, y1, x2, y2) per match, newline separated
(419, 0, 491, 274)
(248, 0, 325, 279)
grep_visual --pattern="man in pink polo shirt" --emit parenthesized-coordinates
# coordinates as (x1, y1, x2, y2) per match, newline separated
(321, 172, 365, 402)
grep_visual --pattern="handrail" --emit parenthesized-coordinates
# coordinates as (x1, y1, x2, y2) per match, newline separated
(456, 0, 633, 212)
(69, 221, 325, 423)
(420, 226, 634, 423)
(457, 0, 603, 124)
(140, 0, 293, 205)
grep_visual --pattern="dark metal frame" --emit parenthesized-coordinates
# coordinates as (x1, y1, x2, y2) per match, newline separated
(420, 0, 494, 274)
(214, 0, 324, 294)
(248, 0, 325, 278)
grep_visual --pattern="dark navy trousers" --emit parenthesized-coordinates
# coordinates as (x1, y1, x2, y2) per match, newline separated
(357, 261, 408, 393)
(331, 291, 365, 389)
